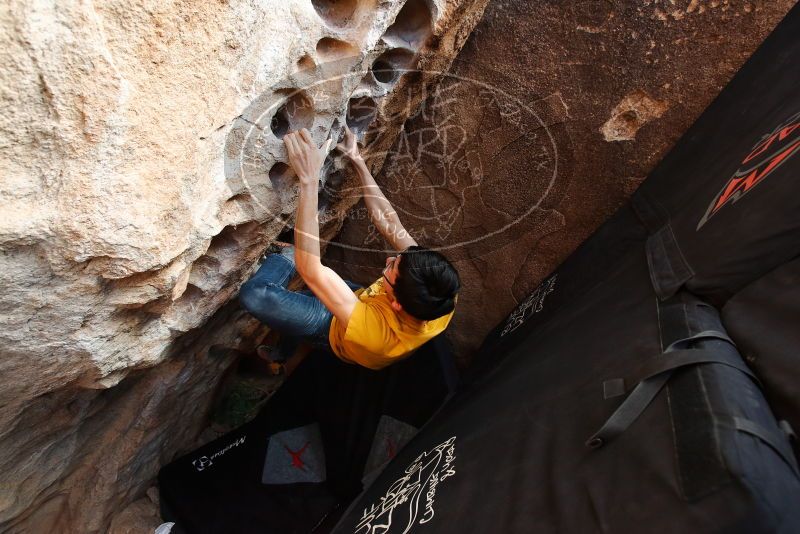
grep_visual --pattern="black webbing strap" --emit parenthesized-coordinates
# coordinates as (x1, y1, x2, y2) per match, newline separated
(587, 372, 671, 449)
(645, 224, 694, 301)
(587, 348, 757, 449)
(631, 192, 694, 300)
(718, 415, 800, 477)
(663, 330, 735, 352)
(601, 347, 759, 399)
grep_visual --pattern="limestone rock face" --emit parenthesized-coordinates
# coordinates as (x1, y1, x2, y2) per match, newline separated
(0, 0, 487, 531)
(325, 0, 798, 360)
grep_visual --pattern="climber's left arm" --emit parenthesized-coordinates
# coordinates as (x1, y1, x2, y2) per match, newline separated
(336, 126, 418, 252)
(284, 129, 358, 328)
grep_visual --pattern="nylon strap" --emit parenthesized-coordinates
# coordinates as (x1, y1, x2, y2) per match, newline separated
(587, 348, 758, 449)
(718, 415, 800, 477)
(602, 347, 759, 399)
(645, 224, 694, 300)
(662, 330, 735, 352)
(587, 372, 671, 449)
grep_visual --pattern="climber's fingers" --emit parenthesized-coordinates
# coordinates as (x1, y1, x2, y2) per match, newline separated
(336, 126, 354, 150)
(283, 132, 293, 156)
(293, 134, 305, 156)
(283, 132, 297, 159)
(296, 128, 332, 154)
(295, 134, 306, 158)
(285, 133, 305, 169)
(299, 128, 313, 146)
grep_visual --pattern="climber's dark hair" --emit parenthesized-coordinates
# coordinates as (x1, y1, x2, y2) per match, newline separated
(394, 245, 460, 321)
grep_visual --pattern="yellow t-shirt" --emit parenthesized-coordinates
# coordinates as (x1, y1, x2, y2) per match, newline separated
(328, 277, 455, 370)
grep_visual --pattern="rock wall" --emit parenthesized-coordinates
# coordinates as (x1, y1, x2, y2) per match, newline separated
(0, 0, 487, 531)
(325, 0, 798, 360)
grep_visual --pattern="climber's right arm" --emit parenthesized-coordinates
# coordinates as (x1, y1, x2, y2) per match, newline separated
(284, 129, 358, 328)
(337, 127, 418, 252)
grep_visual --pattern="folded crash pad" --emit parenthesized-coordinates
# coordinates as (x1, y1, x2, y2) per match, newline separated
(158, 336, 456, 534)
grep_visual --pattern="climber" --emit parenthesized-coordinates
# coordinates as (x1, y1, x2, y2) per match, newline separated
(239, 126, 460, 371)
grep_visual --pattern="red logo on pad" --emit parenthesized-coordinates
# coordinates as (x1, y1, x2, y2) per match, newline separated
(285, 441, 310, 470)
(697, 111, 800, 230)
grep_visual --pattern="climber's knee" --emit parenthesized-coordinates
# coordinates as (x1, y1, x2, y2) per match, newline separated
(239, 280, 285, 325)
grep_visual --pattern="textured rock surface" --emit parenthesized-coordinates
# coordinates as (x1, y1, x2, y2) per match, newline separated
(325, 0, 798, 360)
(0, 0, 487, 531)
(107, 489, 162, 534)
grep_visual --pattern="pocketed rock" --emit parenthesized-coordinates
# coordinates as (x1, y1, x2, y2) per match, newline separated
(0, 0, 488, 531)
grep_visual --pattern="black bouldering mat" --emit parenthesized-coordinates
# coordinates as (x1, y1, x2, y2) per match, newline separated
(158, 336, 456, 534)
(722, 255, 800, 439)
(332, 4, 800, 533)
(629, 2, 800, 305)
(333, 245, 800, 533)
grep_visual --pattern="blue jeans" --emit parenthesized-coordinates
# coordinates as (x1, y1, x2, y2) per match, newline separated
(239, 248, 362, 359)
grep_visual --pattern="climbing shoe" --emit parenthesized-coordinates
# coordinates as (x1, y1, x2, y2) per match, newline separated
(256, 344, 289, 364)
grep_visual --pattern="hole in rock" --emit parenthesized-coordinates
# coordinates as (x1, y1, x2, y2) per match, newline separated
(297, 54, 316, 71)
(218, 194, 255, 230)
(269, 162, 295, 192)
(371, 48, 415, 84)
(346, 96, 377, 134)
(619, 110, 641, 128)
(191, 223, 265, 290)
(318, 187, 334, 213)
(277, 225, 294, 243)
(372, 59, 395, 84)
(270, 91, 314, 139)
(383, 0, 433, 50)
(270, 111, 289, 139)
(205, 224, 241, 259)
(320, 152, 336, 178)
(319, 170, 347, 221)
(335, 122, 346, 143)
(311, 0, 359, 28)
(316, 37, 359, 61)
(320, 150, 346, 194)
(325, 169, 346, 191)
(170, 283, 204, 312)
(225, 192, 253, 205)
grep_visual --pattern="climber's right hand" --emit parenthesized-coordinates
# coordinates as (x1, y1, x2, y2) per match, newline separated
(336, 125, 362, 162)
(284, 128, 331, 186)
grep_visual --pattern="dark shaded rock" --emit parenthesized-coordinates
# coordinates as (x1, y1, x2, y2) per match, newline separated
(325, 0, 797, 362)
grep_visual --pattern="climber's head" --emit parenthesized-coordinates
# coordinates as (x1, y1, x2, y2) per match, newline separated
(382, 246, 460, 320)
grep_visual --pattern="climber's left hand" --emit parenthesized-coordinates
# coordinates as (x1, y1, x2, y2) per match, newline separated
(336, 125, 362, 162)
(284, 129, 332, 187)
